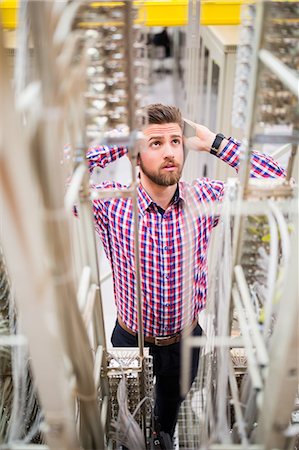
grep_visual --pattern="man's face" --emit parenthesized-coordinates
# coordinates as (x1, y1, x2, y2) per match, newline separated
(139, 123, 184, 187)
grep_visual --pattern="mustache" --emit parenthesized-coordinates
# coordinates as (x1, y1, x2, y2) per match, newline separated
(160, 159, 180, 169)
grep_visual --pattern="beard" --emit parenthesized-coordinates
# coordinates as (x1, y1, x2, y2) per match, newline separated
(139, 157, 182, 186)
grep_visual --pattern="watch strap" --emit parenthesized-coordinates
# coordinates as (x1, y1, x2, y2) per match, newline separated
(210, 133, 225, 156)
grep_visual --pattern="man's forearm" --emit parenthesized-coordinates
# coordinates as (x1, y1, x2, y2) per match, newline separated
(184, 120, 287, 180)
(86, 145, 128, 172)
(215, 137, 286, 179)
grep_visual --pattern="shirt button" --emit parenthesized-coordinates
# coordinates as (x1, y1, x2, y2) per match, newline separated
(164, 303, 169, 306)
(164, 326, 168, 330)
(164, 245, 168, 251)
(165, 275, 170, 279)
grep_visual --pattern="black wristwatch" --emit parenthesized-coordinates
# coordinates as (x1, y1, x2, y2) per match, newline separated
(210, 133, 225, 156)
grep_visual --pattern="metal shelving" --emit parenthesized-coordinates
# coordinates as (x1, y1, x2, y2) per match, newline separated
(177, 2, 298, 449)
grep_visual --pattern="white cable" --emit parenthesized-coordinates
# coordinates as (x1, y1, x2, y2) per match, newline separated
(263, 208, 279, 338)
(268, 200, 290, 272)
(132, 396, 152, 420)
(268, 200, 291, 325)
(110, 376, 146, 450)
(271, 143, 291, 161)
(64, 163, 86, 213)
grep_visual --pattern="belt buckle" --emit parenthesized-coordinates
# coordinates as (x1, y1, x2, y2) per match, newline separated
(154, 335, 171, 346)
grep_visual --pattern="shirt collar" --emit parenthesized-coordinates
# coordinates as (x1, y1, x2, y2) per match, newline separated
(178, 181, 187, 203)
(138, 181, 186, 215)
(137, 183, 154, 214)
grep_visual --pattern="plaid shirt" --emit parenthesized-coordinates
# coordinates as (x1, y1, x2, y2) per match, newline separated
(87, 138, 286, 336)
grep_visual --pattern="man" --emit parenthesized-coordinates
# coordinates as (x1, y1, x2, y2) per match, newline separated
(86, 104, 286, 440)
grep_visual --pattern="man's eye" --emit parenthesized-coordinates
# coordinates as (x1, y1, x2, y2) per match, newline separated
(151, 141, 161, 147)
(173, 139, 181, 145)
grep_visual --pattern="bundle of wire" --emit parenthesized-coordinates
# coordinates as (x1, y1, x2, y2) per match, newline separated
(110, 376, 146, 450)
(176, 182, 232, 447)
(0, 247, 42, 445)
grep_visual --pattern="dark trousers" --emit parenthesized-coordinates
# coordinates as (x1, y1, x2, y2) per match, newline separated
(111, 320, 202, 438)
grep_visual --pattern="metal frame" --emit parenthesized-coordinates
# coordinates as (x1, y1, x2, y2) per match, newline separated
(0, 1, 151, 448)
(178, 2, 298, 449)
(180, 23, 240, 183)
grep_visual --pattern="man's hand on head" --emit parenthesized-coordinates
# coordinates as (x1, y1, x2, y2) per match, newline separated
(183, 119, 218, 153)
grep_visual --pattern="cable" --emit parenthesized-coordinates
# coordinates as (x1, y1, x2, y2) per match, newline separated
(262, 208, 279, 338)
(110, 376, 146, 450)
(268, 200, 291, 311)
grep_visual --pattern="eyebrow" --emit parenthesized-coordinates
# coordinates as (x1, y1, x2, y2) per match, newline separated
(148, 134, 182, 141)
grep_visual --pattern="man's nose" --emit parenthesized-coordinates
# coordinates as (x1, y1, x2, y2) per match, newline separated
(164, 143, 175, 157)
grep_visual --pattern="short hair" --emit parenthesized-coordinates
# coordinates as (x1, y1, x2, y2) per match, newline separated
(145, 103, 184, 130)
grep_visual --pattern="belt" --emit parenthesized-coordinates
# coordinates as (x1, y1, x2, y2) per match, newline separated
(117, 316, 198, 347)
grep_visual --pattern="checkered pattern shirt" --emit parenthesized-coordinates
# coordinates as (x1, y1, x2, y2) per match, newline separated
(87, 138, 286, 336)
